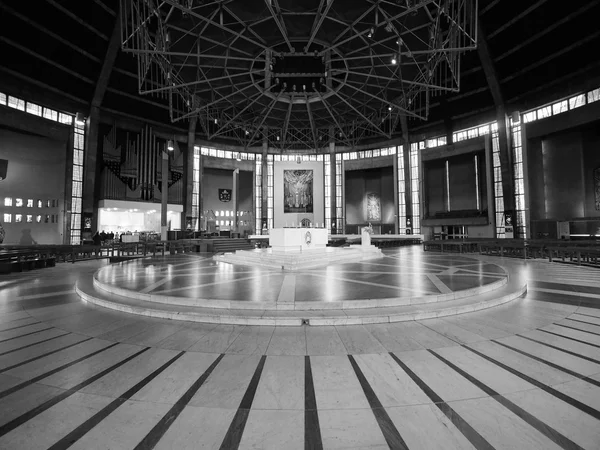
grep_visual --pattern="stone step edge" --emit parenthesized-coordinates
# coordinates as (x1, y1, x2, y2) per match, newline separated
(76, 281, 526, 327)
(92, 274, 508, 311)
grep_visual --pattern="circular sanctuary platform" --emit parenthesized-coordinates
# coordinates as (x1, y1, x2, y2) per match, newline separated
(76, 248, 527, 326)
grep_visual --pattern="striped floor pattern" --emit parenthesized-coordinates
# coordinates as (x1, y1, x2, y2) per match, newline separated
(0, 252, 599, 449)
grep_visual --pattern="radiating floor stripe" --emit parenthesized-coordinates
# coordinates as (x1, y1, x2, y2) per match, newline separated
(0, 321, 41, 332)
(348, 355, 408, 450)
(140, 277, 171, 294)
(565, 317, 600, 328)
(429, 350, 585, 450)
(462, 345, 600, 420)
(132, 353, 225, 450)
(538, 329, 600, 349)
(0, 327, 55, 344)
(0, 332, 71, 357)
(0, 342, 119, 400)
(0, 336, 93, 374)
(0, 347, 150, 438)
(492, 340, 600, 388)
(553, 322, 600, 337)
(9, 290, 77, 301)
(47, 350, 186, 450)
(517, 334, 600, 366)
(304, 355, 323, 450)
(219, 355, 267, 450)
(388, 352, 495, 450)
(426, 274, 453, 294)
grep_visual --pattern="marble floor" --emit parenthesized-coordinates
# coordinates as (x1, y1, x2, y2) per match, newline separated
(95, 250, 508, 303)
(0, 249, 600, 449)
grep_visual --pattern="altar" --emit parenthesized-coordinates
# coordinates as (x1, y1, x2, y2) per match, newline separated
(269, 227, 328, 252)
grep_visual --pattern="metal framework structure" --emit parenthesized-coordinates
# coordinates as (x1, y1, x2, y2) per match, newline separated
(121, 0, 478, 151)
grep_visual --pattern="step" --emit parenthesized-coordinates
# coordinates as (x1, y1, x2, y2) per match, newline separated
(76, 275, 526, 326)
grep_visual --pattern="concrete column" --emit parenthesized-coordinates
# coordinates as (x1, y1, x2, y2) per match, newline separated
(83, 106, 100, 233)
(161, 151, 169, 241)
(232, 168, 239, 234)
(485, 134, 496, 236)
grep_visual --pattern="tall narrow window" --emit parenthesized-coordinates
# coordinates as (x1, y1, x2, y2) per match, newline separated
(192, 146, 200, 230)
(511, 119, 526, 238)
(491, 123, 505, 238)
(474, 155, 480, 211)
(397, 145, 406, 233)
(324, 154, 331, 232)
(410, 143, 421, 234)
(335, 154, 343, 232)
(445, 160, 451, 212)
(267, 155, 274, 230)
(70, 120, 84, 244)
(255, 155, 262, 233)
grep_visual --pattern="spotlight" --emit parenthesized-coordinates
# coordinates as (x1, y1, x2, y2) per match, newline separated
(302, 84, 306, 91)
(276, 135, 280, 141)
(75, 112, 86, 125)
(214, 118, 218, 124)
(245, 129, 250, 136)
(167, 140, 174, 151)
(391, 54, 397, 65)
(388, 106, 392, 111)
(367, 27, 374, 38)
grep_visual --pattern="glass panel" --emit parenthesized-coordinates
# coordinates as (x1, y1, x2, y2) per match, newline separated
(26, 102, 42, 116)
(552, 100, 568, 115)
(569, 94, 585, 109)
(8, 96, 25, 111)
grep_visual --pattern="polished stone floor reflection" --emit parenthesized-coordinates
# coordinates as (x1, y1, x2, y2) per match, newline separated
(95, 249, 508, 302)
(0, 251, 600, 449)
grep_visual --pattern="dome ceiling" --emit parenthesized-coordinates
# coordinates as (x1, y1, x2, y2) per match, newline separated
(121, 0, 478, 150)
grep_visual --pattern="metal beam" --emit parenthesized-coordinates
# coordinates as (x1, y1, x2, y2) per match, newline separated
(327, 87, 388, 138)
(247, 92, 283, 146)
(306, 100, 319, 151)
(209, 90, 269, 139)
(282, 97, 294, 145)
(306, 0, 335, 50)
(92, 9, 123, 108)
(264, 0, 293, 52)
(477, 20, 514, 215)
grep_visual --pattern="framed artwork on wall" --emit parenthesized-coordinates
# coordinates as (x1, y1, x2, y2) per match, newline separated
(367, 193, 381, 221)
(284, 170, 313, 213)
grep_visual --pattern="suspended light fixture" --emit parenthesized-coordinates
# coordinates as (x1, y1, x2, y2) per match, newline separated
(75, 112, 86, 125)
(391, 54, 397, 65)
(167, 140, 174, 151)
(367, 27, 374, 39)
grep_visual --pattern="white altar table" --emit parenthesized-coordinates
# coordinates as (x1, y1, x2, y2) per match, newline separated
(269, 228, 328, 252)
